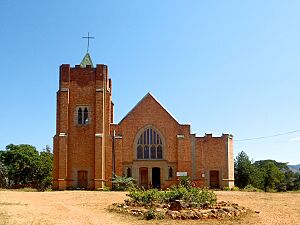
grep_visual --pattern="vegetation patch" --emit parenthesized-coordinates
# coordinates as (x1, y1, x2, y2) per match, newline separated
(110, 178, 250, 220)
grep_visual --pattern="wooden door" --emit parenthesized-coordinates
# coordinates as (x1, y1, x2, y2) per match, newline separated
(209, 170, 219, 188)
(139, 167, 148, 188)
(78, 170, 88, 189)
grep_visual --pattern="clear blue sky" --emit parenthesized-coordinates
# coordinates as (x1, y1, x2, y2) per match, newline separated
(0, 1, 299, 164)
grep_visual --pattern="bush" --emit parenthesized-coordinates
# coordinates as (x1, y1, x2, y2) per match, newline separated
(127, 188, 163, 205)
(112, 175, 136, 191)
(128, 184, 216, 208)
(242, 184, 262, 192)
(231, 186, 239, 191)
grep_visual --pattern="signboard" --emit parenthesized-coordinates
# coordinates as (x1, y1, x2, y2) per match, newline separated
(176, 172, 187, 177)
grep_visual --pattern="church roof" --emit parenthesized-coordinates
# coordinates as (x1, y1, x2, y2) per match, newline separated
(118, 92, 180, 124)
(80, 53, 94, 67)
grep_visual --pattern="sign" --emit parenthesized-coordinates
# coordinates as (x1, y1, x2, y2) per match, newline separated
(176, 172, 187, 177)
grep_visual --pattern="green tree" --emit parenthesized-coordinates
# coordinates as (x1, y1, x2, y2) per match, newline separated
(1, 144, 40, 187)
(0, 161, 8, 187)
(234, 151, 254, 188)
(254, 161, 285, 192)
(0, 144, 53, 190)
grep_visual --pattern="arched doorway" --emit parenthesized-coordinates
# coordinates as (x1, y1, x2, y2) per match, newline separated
(152, 167, 161, 189)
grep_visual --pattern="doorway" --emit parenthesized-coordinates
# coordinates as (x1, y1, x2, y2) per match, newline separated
(139, 167, 148, 188)
(209, 170, 219, 188)
(152, 167, 161, 189)
(78, 170, 88, 189)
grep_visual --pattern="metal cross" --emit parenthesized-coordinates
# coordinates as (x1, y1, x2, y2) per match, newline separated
(82, 32, 95, 53)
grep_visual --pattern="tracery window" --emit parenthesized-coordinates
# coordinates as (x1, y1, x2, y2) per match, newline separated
(136, 127, 163, 160)
(76, 106, 89, 125)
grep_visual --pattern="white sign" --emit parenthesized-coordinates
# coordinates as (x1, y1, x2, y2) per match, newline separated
(176, 172, 187, 177)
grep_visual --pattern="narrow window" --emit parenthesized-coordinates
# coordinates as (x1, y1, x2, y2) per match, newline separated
(150, 145, 156, 159)
(137, 145, 143, 159)
(83, 108, 89, 124)
(169, 167, 173, 178)
(144, 146, 149, 159)
(157, 145, 163, 159)
(78, 108, 83, 124)
(127, 168, 132, 177)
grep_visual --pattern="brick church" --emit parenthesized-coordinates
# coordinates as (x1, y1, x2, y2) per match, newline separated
(53, 53, 234, 190)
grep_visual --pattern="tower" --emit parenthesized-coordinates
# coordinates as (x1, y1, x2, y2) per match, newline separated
(53, 53, 113, 190)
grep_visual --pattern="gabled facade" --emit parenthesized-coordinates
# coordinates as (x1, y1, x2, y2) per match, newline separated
(53, 56, 234, 190)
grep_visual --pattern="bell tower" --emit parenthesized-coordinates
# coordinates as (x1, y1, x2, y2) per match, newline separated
(53, 53, 113, 190)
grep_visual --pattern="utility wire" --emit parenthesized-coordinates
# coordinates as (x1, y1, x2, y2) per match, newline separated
(235, 129, 300, 142)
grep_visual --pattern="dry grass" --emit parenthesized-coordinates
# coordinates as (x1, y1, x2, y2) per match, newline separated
(0, 190, 299, 225)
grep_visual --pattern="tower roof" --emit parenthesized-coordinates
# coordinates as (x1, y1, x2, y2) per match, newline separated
(80, 53, 94, 68)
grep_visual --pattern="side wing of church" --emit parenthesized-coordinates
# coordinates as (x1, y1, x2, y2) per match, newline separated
(53, 55, 234, 190)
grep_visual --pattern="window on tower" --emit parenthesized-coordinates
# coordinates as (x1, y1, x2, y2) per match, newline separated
(76, 106, 90, 125)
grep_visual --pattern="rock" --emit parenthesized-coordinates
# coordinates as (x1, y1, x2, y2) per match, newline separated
(167, 210, 180, 219)
(169, 201, 182, 211)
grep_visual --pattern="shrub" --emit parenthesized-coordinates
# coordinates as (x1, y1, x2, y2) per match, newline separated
(112, 175, 136, 191)
(231, 186, 239, 191)
(128, 185, 216, 208)
(144, 208, 156, 220)
(242, 184, 262, 192)
(179, 176, 193, 189)
(127, 188, 163, 205)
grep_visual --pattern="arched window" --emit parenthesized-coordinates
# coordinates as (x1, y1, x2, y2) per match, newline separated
(136, 127, 164, 160)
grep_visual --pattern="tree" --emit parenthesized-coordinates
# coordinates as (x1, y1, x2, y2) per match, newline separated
(254, 161, 285, 192)
(0, 161, 8, 188)
(234, 151, 254, 188)
(0, 144, 53, 190)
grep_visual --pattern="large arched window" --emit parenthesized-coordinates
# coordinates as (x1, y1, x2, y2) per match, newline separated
(136, 127, 163, 160)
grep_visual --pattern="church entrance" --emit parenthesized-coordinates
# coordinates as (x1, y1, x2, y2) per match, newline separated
(78, 170, 88, 189)
(152, 167, 161, 189)
(139, 167, 148, 188)
(209, 170, 219, 188)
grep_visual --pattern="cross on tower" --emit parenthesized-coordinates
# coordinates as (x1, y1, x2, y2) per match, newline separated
(82, 32, 95, 53)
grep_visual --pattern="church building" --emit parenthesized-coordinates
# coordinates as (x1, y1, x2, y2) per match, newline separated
(53, 53, 234, 190)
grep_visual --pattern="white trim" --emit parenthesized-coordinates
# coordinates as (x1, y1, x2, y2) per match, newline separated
(95, 133, 103, 137)
(60, 88, 69, 92)
(96, 88, 103, 92)
(59, 133, 67, 137)
(177, 134, 185, 139)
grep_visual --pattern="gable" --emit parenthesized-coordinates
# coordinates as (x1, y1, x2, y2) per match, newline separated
(118, 92, 180, 125)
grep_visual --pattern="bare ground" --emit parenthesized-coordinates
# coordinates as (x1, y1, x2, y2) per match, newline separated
(0, 190, 299, 225)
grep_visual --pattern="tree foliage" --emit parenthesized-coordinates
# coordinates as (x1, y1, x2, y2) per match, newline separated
(235, 151, 300, 192)
(0, 144, 53, 191)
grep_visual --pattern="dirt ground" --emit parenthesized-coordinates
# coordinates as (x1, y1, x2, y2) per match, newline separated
(0, 190, 299, 225)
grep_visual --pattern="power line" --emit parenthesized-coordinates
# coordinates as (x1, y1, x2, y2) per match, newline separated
(235, 129, 300, 142)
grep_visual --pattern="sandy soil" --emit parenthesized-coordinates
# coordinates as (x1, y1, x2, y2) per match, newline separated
(0, 190, 299, 225)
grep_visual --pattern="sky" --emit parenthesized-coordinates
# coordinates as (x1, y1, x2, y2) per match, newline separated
(0, 1, 299, 164)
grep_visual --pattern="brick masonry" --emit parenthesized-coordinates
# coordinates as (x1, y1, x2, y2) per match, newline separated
(53, 62, 234, 190)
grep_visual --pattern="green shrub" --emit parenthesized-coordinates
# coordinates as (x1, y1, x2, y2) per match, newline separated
(179, 176, 193, 189)
(242, 184, 262, 192)
(231, 186, 239, 191)
(128, 185, 216, 208)
(112, 175, 136, 191)
(223, 186, 231, 191)
(144, 208, 156, 220)
(127, 188, 163, 205)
